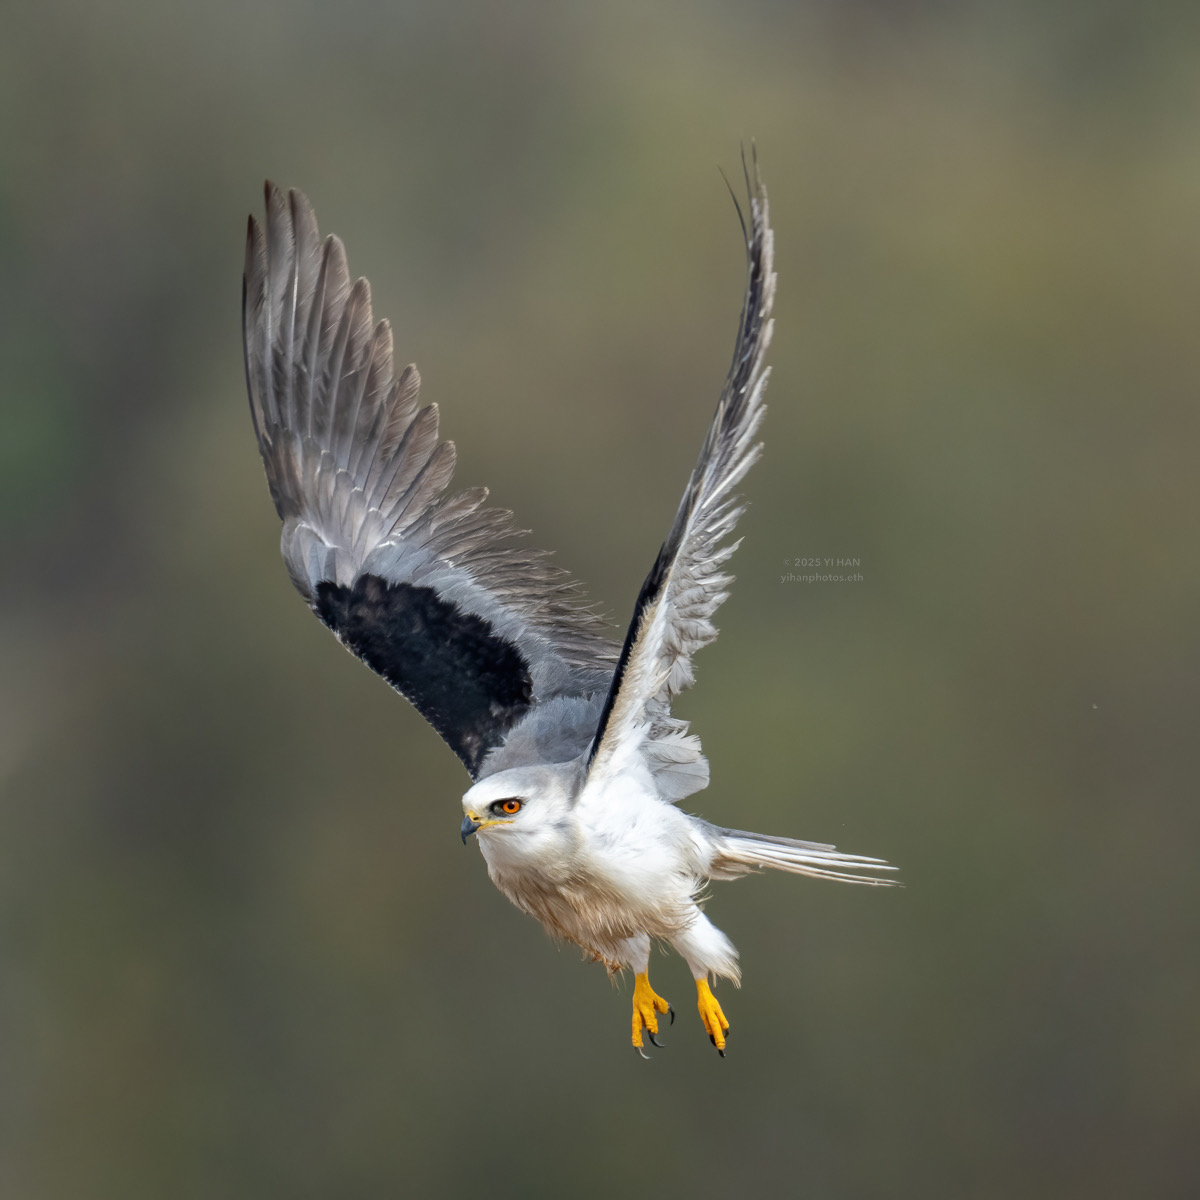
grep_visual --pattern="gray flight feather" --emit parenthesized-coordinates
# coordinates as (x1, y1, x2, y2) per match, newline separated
(586, 151, 775, 801)
(243, 183, 618, 779)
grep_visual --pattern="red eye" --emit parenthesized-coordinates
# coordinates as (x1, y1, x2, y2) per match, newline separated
(500, 799, 522, 815)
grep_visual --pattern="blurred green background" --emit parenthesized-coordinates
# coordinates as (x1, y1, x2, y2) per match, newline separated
(3, 1, 1199, 1197)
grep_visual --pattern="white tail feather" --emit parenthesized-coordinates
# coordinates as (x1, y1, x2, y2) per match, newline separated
(711, 827, 899, 887)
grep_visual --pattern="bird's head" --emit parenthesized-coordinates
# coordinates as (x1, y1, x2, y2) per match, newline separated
(460, 764, 577, 854)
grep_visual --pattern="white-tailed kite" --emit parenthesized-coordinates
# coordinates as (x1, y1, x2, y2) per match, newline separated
(242, 156, 895, 1057)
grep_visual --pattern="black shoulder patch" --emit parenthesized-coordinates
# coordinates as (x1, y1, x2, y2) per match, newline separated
(585, 540, 670, 768)
(315, 575, 534, 777)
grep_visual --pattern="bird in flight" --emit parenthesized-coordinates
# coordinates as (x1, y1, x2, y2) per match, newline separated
(242, 156, 895, 1058)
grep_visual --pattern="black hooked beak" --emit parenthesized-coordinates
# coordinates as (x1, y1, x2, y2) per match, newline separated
(461, 814, 481, 844)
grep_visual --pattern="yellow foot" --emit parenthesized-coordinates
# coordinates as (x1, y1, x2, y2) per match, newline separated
(696, 978, 730, 1056)
(631, 972, 673, 1057)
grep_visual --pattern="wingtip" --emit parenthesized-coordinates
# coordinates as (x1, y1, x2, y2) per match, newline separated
(323, 231, 349, 275)
(718, 165, 749, 246)
(244, 208, 268, 289)
(288, 186, 319, 242)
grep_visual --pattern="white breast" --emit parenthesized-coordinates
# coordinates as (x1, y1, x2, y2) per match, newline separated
(478, 769, 709, 955)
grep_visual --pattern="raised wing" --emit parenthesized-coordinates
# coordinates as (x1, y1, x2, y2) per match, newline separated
(243, 184, 617, 779)
(584, 156, 775, 801)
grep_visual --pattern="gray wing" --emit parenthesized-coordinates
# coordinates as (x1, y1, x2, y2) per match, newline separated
(243, 183, 618, 780)
(584, 156, 775, 801)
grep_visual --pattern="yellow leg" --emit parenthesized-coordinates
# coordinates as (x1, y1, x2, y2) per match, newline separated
(631, 972, 672, 1055)
(696, 978, 730, 1055)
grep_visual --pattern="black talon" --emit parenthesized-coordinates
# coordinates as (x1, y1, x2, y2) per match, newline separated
(668, 1007, 675, 1025)
(647, 1031, 664, 1048)
(634, 1044, 651, 1061)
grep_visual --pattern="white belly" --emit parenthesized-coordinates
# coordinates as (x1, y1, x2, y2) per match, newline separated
(479, 775, 709, 959)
